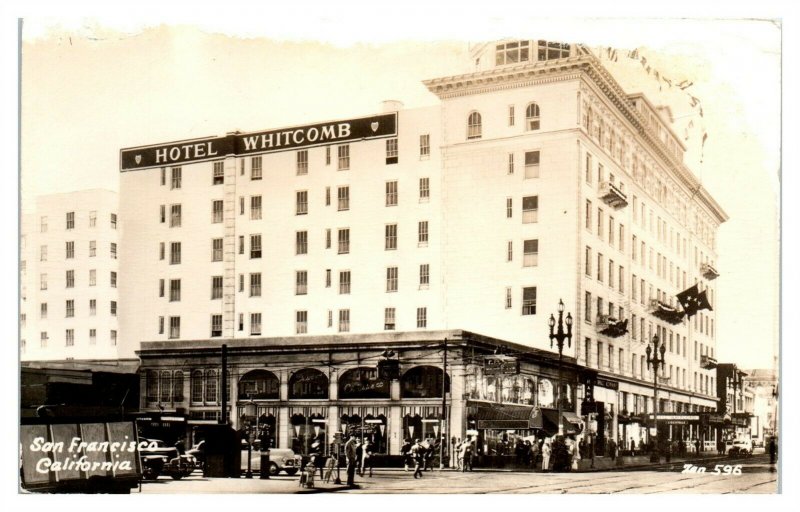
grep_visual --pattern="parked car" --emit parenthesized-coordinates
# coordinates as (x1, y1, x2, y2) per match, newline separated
(239, 447, 301, 476)
(186, 440, 205, 470)
(139, 438, 196, 480)
(726, 438, 753, 456)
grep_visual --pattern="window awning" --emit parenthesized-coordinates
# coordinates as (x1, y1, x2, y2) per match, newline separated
(531, 408, 584, 436)
(472, 404, 535, 430)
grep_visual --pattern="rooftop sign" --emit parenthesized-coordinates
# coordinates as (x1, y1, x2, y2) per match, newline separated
(120, 112, 398, 171)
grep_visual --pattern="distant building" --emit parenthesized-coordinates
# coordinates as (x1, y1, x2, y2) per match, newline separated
(118, 41, 727, 458)
(20, 190, 121, 361)
(742, 368, 778, 443)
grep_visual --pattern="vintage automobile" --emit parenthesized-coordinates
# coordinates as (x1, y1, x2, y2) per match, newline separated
(239, 447, 302, 476)
(725, 438, 753, 456)
(139, 438, 196, 480)
(186, 440, 206, 470)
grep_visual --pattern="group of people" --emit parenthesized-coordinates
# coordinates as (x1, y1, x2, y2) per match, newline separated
(399, 438, 440, 478)
(343, 437, 376, 487)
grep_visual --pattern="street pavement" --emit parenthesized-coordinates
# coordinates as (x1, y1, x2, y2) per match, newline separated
(138, 453, 778, 494)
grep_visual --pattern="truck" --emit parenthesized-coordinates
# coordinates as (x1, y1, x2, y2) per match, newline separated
(20, 417, 143, 493)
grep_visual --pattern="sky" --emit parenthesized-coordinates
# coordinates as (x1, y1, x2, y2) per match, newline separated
(15, 14, 782, 373)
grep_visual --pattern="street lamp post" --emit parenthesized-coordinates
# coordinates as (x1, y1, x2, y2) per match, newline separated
(730, 368, 743, 443)
(243, 399, 257, 479)
(646, 335, 667, 463)
(548, 299, 573, 437)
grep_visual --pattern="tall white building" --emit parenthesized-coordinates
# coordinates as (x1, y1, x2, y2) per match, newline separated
(20, 190, 121, 361)
(119, 41, 727, 456)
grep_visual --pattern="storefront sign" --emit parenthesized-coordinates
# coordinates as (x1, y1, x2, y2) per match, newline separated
(595, 377, 619, 390)
(538, 379, 554, 407)
(120, 112, 398, 171)
(483, 356, 519, 375)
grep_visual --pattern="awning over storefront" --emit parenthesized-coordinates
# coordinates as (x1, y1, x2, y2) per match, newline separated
(531, 408, 584, 436)
(473, 404, 535, 430)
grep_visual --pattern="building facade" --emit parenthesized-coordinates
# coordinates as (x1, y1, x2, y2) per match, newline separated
(121, 41, 727, 457)
(743, 368, 778, 445)
(20, 190, 121, 361)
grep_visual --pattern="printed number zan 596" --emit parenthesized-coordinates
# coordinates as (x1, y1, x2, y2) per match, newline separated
(712, 465, 742, 475)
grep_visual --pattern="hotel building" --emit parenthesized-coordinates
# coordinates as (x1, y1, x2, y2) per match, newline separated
(120, 41, 727, 458)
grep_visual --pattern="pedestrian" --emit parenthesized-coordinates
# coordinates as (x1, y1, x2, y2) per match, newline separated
(578, 437, 587, 459)
(355, 439, 363, 475)
(344, 436, 358, 488)
(630, 437, 636, 457)
(541, 439, 551, 472)
(570, 437, 580, 471)
(463, 439, 474, 472)
(529, 440, 539, 470)
(693, 438, 699, 455)
(608, 438, 617, 461)
(768, 437, 777, 465)
(401, 438, 412, 471)
(174, 437, 186, 455)
(361, 440, 374, 477)
(411, 439, 425, 478)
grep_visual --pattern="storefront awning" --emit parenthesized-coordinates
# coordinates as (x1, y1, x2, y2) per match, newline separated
(473, 404, 535, 430)
(531, 408, 584, 436)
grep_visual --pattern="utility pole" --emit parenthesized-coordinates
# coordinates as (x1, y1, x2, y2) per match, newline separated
(440, 337, 447, 470)
(220, 343, 228, 424)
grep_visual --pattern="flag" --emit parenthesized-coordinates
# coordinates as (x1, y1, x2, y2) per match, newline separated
(676, 284, 701, 318)
(696, 290, 713, 312)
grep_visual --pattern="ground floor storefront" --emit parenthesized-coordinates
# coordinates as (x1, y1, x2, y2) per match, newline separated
(136, 329, 580, 467)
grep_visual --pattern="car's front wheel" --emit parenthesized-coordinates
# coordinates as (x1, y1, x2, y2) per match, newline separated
(268, 462, 280, 476)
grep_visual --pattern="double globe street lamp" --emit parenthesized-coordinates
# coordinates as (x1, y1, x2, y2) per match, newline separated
(548, 299, 573, 437)
(646, 335, 667, 463)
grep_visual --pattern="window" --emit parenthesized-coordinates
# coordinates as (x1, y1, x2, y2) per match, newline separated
(209, 238, 222, 261)
(386, 267, 398, 292)
(338, 145, 350, 170)
(417, 307, 427, 328)
(40, 332, 48, 348)
(296, 270, 308, 295)
(386, 138, 398, 164)
(251, 196, 262, 220)
(508, 153, 515, 174)
(160, 167, 166, 186)
(506, 240, 513, 262)
(111, 271, 117, 288)
(585, 200, 593, 231)
(386, 181, 398, 206)
(296, 150, 308, 175)
(467, 111, 482, 139)
(41, 303, 48, 319)
(89, 299, 96, 316)
(213, 161, 224, 184)
(239, 236, 244, 255)
(523, 239, 539, 267)
(597, 342, 603, 368)
(508, 105, 515, 126)
(337, 186, 349, 211)
(585, 292, 592, 322)
(597, 208, 604, 239)
(66, 329, 74, 347)
(524, 151, 540, 178)
(239, 314, 244, 331)
(110, 301, 117, 316)
(525, 103, 540, 130)
(89, 269, 96, 286)
(296, 311, 308, 334)
(66, 300, 75, 318)
(326, 187, 331, 206)
(211, 315, 223, 337)
(170, 279, 181, 302)
(506, 197, 513, 218)
(338, 228, 350, 254)
(585, 154, 592, 184)
(251, 156, 262, 180)
(522, 287, 537, 315)
(418, 221, 429, 245)
(240, 197, 245, 215)
(419, 264, 430, 289)
(247, 273, 260, 297)
(632, 314, 637, 339)
(205, 371, 218, 403)
(171, 167, 182, 188)
(522, 196, 538, 223)
(212, 276, 223, 299)
(250, 313, 262, 335)
(619, 224, 625, 252)
(159, 242, 165, 260)
(326, 269, 332, 288)
(90, 329, 97, 344)
(66, 270, 75, 288)
(326, 229, 332, 249)
(609, 217, 615, 247)
(111, 242, 117, 259)
(419, 134, 430, 157)
(339, 270, 351, 294)
(212, 200, 224, 223)
(40, 273, 48, 290)
(585, 246, 592, 276)
(89, 240, 97, 257)
(326, 147, 331, 166)
(250, 235, 262, 258)
(419, 178, 430, 201)
(609, 260, 615, 288)
(40, 216, 48, 232)
(66, 241, 75, 259)
(338, 309, 350, 332)
(66, 211, 75, 229)
(385, 224, 398, 250)
(496, 40, 531, 65)
(506, 287, 512, 309)
(296, 190, 308, 215)
(385, 308, 396, 330)
(619, 266, 625, 292)
(296, 231, 308, 255)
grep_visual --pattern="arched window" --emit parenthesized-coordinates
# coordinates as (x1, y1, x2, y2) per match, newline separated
(238, 369, 280, 399)
(467, 111, 482, 139)
(289, 368, 329, 399)
(205, 370, 218, 403)
(401, 365, 450, 398)
(338, 367, 390, 399)
(525, 102, 540, 130)
(172, 371, 184, 402)
(191, 370, 203, 403)
(145, 370, 158, 403)
(159, 370, 171, 403)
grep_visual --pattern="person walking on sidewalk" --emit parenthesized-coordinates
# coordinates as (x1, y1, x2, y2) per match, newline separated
(768, 437, 777, 465)
(411, 439, 426, 478)
(361, 440, 374, 477)
(401, 438, 412, 471)
(609, 439, 617, 461)
(541, 439, 552, 472)
(344, 436, 358, 488)
(629, 438, 636, 457)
